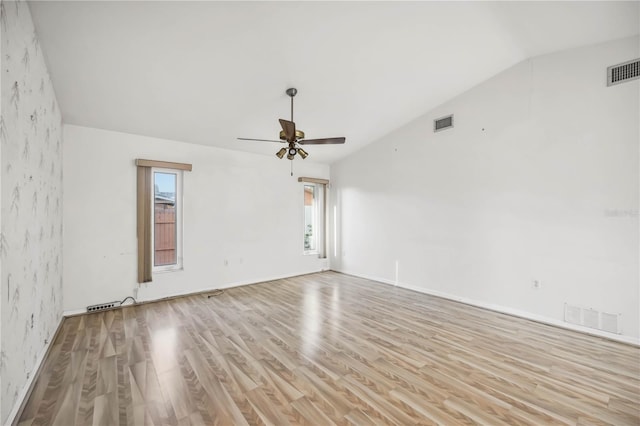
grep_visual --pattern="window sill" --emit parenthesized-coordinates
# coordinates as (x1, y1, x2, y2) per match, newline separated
(303, 251, 318, 256)
(153, 266, 184, 275)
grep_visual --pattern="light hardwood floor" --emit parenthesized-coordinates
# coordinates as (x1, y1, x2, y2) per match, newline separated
(17, 272, 640, 425)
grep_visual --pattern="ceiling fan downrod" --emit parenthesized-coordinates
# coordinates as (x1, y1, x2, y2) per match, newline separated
(286, 87, 297, 122)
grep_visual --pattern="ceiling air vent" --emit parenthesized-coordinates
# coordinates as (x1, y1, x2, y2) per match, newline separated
(607, 58, 640, 86)
(434, 114, 453, 132)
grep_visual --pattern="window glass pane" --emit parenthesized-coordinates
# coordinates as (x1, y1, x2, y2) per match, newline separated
(304, 184, 316, 252)
(154, 172, 177, 266)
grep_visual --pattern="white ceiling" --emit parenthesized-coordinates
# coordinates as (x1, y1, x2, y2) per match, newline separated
(29, 1, 639, 164)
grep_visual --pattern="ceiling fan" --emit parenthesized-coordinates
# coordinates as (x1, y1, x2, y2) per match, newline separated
(238, 88, 345, 161)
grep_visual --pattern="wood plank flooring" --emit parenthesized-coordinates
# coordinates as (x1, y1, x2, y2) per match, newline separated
(17, 272, 640, 425)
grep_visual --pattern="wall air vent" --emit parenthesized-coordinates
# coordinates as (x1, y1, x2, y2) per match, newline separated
(564, 303, 621, 334)
(607, 59, 640, 86)
(434, 114, 453, 132)
(601, 312, 620, 334)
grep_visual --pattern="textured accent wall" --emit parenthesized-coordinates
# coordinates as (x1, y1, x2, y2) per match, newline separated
(0, 1, 64, 421)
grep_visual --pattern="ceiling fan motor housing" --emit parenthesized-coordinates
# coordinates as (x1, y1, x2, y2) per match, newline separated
(279, 129, 305, 141)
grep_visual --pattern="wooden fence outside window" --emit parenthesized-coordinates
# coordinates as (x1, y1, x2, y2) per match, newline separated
(154, 204, 176, 266)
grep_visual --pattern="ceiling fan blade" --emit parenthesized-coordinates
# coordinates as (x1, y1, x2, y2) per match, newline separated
(279, 119, 296, 142)
(237, 137, 283, 143)
(298, 137, 346, 145)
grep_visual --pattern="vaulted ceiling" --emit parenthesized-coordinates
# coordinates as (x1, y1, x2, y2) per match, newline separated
(29, 1, 639, 163)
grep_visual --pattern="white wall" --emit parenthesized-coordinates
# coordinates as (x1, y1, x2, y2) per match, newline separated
(0, 1, 64, 422)
(63, 125, 329, 311)
(330, 36, 639, 341)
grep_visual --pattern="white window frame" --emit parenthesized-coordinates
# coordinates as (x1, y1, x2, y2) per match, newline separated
(303, 183, 318, 255)
(303, 182, 326, 257)
(151, 167, 183, 272)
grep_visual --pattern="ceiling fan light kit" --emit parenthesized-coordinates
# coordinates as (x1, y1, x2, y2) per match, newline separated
(237, 88, 346, 164)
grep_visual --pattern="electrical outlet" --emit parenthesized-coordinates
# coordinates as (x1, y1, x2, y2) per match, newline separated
(532, 280, 541, 289)
(133, 287, 138, 299)
(224, 259, 228, 266)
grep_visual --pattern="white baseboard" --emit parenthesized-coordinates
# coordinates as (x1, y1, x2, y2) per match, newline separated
(63, 269, 325, 317)
(62, 307, 86, 317)
(335, 269, 640, 347)
(7, 316, 64, 426)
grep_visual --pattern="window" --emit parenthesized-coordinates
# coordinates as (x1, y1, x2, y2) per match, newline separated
(152, 169, 182, 271)
(299, 177, 328, 257)
(136, 159, 191, 283)
(304, 184, 318, 253)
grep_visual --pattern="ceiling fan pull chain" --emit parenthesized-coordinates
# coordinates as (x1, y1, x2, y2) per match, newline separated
(290, 159, 293, 177)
